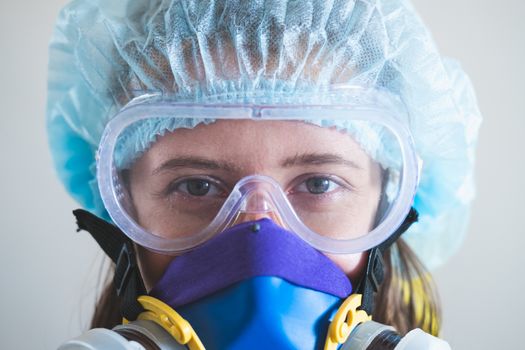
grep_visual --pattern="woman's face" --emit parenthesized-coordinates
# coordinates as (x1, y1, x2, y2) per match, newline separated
(127, 120, 383, 289)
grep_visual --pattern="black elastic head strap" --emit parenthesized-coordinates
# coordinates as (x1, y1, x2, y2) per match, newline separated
(73, 209, 146, 320)
(356, 207, 419, 315)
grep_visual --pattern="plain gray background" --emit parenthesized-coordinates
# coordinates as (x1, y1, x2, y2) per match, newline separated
(1, 0, 523, 348)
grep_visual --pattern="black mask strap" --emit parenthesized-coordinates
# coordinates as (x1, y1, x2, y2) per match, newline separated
(73, 209, 146, 321)
(356, 207, 419, 315)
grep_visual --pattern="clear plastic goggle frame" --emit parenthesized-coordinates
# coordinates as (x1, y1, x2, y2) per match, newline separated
(97, 90, 420, 254)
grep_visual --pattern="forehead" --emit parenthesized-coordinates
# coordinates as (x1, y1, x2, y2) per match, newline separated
(139, 119, 370, 168)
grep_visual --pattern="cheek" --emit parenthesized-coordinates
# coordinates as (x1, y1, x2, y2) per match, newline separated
(135, 245, 175, 291)
(325, 252, 368, 285)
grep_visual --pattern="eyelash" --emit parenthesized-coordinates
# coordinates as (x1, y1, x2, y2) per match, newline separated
(161, 176, 228, 199)
(287, 174, 351, 197)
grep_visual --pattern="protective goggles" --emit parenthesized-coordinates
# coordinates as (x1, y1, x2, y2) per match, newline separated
(97, 90, 420, 254)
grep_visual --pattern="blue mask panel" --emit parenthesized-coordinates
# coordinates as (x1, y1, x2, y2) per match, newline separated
(178, 276, 344, 350)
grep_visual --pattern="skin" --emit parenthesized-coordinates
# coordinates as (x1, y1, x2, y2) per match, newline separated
(126, 120, 383, 290)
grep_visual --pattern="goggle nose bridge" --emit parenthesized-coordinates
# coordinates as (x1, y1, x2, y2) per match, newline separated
(239, 190, 275, 214)
(214, 175, 295, 231)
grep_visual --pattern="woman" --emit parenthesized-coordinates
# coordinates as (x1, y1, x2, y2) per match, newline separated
(47, 0, 481, 348)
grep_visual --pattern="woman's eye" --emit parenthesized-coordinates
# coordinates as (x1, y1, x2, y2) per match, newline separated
(296, 176, 341, 194)
(184, 179, 212, 196)
(169, 178, 224, 197)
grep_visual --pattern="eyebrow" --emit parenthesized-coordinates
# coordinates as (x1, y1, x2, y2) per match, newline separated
(152, 156, 241, 175)
(281, 153, 362, 169)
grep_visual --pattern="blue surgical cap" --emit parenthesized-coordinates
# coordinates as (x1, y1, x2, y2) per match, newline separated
(46, 0, 482, 269)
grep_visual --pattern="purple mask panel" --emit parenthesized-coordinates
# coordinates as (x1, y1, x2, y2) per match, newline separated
(150, 219, 353, 308)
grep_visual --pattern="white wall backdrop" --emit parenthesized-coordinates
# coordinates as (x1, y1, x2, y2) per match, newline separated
(0, 0, 523, 348)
